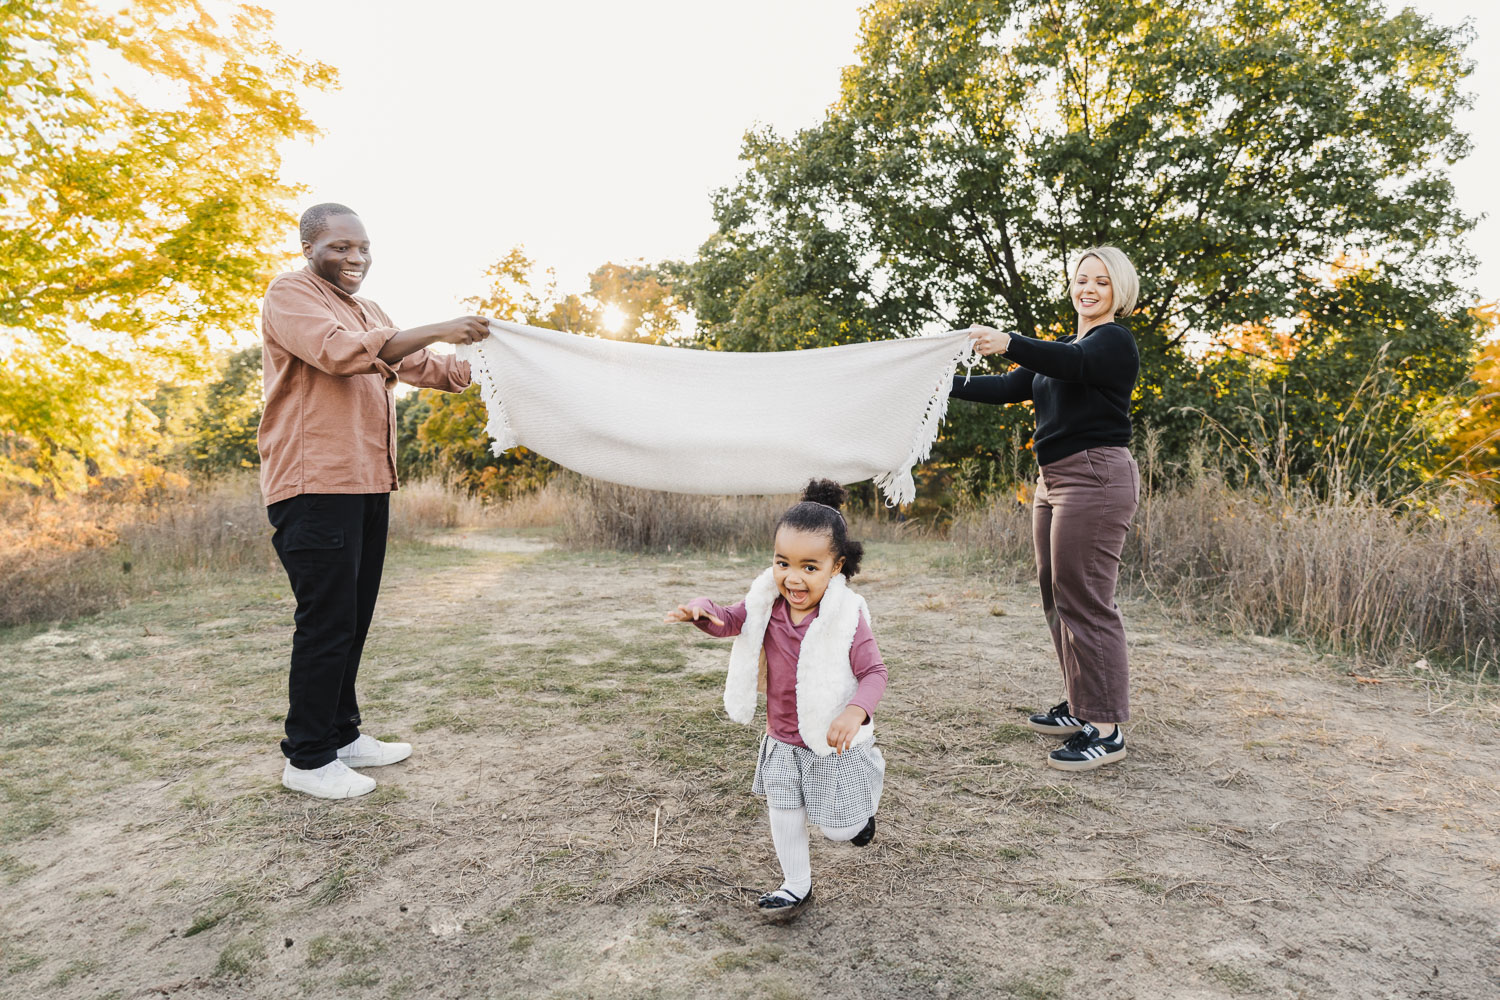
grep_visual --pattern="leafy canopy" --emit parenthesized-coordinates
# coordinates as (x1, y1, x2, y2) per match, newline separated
(0, 0, 333, 490)
(683, 0, 1480, 494)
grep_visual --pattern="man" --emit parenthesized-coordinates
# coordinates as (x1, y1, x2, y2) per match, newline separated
(258, 202, 489, 799)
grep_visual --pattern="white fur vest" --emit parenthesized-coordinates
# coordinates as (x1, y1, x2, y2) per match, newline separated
(722, 567, 875, 757)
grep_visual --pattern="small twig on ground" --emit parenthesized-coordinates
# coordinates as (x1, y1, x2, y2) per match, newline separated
(652, 806, 660, 849)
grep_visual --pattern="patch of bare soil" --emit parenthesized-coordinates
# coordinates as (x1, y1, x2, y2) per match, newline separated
(2, 537, 1497, 999)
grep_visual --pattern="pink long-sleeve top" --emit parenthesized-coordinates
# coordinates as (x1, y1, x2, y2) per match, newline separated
(688, 595, 888, 749)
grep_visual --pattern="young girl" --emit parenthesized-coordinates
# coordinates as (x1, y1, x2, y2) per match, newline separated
(664, 479, 887, 920)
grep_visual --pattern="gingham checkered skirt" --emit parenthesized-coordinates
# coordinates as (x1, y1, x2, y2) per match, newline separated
(751, 734, 886, 828)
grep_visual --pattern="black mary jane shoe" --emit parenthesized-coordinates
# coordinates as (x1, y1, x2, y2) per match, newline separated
(756, 887, 813, 921)
(850, 816, 876, 847)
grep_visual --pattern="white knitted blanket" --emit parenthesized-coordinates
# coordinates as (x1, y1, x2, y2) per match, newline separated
(455, 321, 976, 505)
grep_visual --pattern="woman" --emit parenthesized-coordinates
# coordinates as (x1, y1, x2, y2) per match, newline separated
(952, 246, 1141, 771)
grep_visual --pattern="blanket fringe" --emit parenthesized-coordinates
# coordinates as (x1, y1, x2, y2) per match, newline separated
(872, 332, 980, 507)
(456, 336, 518, 455)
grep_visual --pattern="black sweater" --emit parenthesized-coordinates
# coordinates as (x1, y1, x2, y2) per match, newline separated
(949, 322, 1139, 466)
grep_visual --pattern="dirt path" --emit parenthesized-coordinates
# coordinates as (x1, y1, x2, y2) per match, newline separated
(2, 535, 1497, 999)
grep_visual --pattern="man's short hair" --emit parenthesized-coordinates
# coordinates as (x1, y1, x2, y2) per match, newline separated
(299, 203, 359, 244)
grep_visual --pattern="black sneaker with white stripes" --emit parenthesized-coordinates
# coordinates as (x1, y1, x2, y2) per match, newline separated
(1027, 700, 1085, 736)
(1047, 723, 1126, 771)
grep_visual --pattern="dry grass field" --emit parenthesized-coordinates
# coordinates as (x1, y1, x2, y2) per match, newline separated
(3, 529, 1498, 999)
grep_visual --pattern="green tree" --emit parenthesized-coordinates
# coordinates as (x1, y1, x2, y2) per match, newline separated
(186, 344, 263, 474)
(683, 0, 1479, 494)
(1439, 302, 1500, 493)
(0, 0, 333, 490)
(586, 261, 687, 344)
(1195, 263, 1482, 494)
(396, 391, 435, 478)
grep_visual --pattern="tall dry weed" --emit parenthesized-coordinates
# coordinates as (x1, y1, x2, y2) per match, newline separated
(1, 476, 504, 627)
(555, 475, 923, 553)
(1129, 478, 1499, 672)
(953, 455, 1500, 673)
(559, 477, 786, 553)
(388, 478, 492, 538)
(948, 496, 1033, 578)
(1, 476, 273, 627)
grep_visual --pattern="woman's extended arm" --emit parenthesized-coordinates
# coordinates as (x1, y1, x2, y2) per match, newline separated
(1000, 324, 1136, 386)
(949, 368, 1034, 405)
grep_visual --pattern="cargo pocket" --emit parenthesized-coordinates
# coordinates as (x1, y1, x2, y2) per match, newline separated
(283, 522, 344, 552)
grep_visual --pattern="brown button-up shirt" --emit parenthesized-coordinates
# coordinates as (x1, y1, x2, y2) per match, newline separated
(257, 267, 471, 505)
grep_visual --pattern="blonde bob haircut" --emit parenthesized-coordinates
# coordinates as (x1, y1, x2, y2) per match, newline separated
(1072, 245, 1139, 319)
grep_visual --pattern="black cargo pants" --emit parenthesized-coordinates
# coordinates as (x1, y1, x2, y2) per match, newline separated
(267, 493, 389, 769)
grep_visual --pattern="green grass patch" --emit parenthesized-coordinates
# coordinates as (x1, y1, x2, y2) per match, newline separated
(182, 911, 226, 937)
(1001, 968, 1071, 1000)
(1206, 962, 1265, 993)
(0, 796, 58, 839)
(212, 937, 265, 979)
(49, 957, 101, 987)
(0, 852, 36, 884)
(708, 944, 785, 974)
(990, 722, 1034, 745)
(311, 865, 359, 907)
(337, 965, 382, 987)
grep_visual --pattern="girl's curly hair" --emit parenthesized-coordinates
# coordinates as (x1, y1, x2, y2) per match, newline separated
(775, 478, 864, 578)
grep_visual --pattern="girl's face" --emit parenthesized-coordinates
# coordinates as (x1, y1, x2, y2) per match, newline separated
(1071, 255, 1115, 328)
(772, 526, 844, 614)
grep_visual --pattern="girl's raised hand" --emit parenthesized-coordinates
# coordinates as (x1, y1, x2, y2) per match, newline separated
(663, 604, 725, 626)
(825, 705, 868, 755)
(964, 324, 1012, 356)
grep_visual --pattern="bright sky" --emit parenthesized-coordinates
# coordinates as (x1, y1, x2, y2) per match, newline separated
(266, 0, 1499, 333)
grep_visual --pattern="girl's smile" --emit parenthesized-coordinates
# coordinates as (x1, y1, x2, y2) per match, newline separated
(772, 526, 844, 623)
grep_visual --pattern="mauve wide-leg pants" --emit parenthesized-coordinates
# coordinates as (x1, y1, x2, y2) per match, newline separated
(1032, 446, 1139, 724)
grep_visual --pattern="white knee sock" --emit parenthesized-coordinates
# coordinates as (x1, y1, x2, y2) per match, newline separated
(820, 820, 867, 842)
(768, 806, 811, 897)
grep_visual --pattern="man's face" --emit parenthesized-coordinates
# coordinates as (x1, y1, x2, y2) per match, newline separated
(303, 214, 371, 294)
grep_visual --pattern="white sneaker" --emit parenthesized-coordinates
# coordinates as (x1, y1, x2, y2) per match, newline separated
(336, 733, 412, 768)
(282, 759, 376, 799)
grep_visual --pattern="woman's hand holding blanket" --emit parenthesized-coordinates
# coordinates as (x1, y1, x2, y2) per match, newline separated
(826, 704, 869, 755)
(965, 324, 1012, 356)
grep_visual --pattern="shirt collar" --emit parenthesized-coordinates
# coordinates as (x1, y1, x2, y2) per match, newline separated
(773, 597, 820, 627)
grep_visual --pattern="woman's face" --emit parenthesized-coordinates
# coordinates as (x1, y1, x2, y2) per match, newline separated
(1071, 255, 1115, 328)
